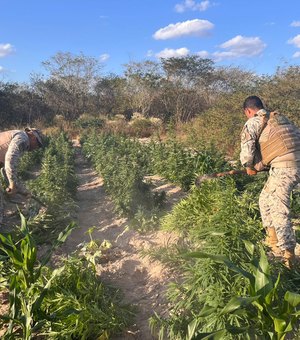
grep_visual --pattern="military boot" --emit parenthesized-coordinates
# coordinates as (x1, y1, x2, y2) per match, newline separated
(283, 249, 298, 269)
(265, 227, 281, 256)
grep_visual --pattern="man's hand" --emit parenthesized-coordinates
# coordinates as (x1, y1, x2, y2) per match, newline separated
(246, 167, 257, 176)
(6, 183, 31, 197)
(254, 161, 268, 172)
(6, 184, 17, 195)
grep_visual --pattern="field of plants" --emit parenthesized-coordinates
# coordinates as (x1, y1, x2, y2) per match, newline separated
(1, 124, 300, 339)
(1, 57, 300, 339)
(81, 131, 300, 339)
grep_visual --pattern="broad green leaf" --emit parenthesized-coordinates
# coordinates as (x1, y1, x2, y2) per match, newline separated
(254, 247, 272, 296)
(187, 318, 200, 340)
(258, 245, 270, 274)
(220, 296, 260, 315)
(273, 318, 286, 333)
(243, 240, 255, 256)
(55, 223, 77, 245)
(193, 329, 227, 340)
(265, 274, 280, 304)
(284, 291, 300, 307)
(185, 251, 254, 282)
(283, 321, 293, 333)
(198, 305, 217, 317)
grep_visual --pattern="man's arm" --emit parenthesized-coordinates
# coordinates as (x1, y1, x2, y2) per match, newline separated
(240, 118, 262, 175)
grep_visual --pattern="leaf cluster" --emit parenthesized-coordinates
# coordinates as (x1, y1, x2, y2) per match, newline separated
(147, 140, 228, 190)
(82, 132, 154, 215)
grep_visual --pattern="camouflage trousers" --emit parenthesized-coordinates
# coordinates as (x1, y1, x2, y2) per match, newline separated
(259, 167, 300, 251)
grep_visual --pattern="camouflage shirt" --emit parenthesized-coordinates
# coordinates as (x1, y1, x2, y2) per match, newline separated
(240, 109, 268, 168)
(4, 131, 30, 189)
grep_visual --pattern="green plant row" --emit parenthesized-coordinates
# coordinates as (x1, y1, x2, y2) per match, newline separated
(149, 177, 300, 339)
(81, 131, 158, 215)
(29, 132, 78, 201)
(24, 132, 78, 243)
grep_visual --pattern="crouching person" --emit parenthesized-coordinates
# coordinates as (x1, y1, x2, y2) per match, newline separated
(0, 127, 43, 224)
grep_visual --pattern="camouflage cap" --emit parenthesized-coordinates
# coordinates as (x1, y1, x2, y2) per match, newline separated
(25, 127, 44, 146)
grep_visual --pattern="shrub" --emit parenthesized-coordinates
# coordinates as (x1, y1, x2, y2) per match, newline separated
(73, 115, 106, 129)
(128, 118, 154, 138)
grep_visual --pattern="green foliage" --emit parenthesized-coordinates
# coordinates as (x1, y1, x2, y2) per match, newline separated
(150, 173, 300, 339)
(129, 118, 154, 138)
(25, 132, 78, 242)
(0, 215, 131, 340)
(41, 256, 133, 339)
(186, 244, 300, 339)
(130, 207, 162, 232)
(183, 92, 247, 157)
(150, 178, 266, 339)
(259, 66, 300, 127)
(82, 132, 154, 215)
(0, 215, 76, 339)
(73, 116, 105, 129)
(161, 56, 214, 86)
(18, 148, 44, 180)
(29, 132, 77, 206)
(147, 140, 228, 190)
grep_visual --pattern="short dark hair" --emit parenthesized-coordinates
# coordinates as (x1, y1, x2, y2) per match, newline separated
(243, 96, 264, 110)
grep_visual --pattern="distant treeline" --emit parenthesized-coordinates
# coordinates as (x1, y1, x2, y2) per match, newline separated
(1, 52, 300, 153)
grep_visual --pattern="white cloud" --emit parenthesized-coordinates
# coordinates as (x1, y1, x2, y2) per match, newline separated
(293, 51, 300, 58)
(175, 0, 211, 13)
(153, 19, 214, 40)
(156, 47, 190, 59)
(99, 53, 110, 62)
(195, 50, 210, 58)
(288, 34, 300, 48)
(213, 35, 266, 61)
(291, 21, 300, 27)
(0, 66, 4, 72)
(0, 43, 14, 58)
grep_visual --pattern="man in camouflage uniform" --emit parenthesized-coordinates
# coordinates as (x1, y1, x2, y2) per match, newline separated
(240, 95, 300, 268)
(0, 128, 43, 225)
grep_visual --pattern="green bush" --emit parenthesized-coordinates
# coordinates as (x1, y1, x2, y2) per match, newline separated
(129, 118, 154, 138)
(73, 116, 105, 129)
(150, 178, 265, 339)
(147, 140, 228, 190)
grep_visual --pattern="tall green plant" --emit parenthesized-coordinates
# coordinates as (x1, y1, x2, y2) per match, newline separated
(186, 243, 300, 339)
(0, 214, 75, 339)
(82, 132, 154, 215)
(150, 179, 265, 339)
(147, 140, 228, 190)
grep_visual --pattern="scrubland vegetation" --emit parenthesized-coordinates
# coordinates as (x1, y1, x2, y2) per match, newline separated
(1, 52, 300, 339)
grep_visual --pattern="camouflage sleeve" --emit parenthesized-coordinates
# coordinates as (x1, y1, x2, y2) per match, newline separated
(5, 132, 29, 189)
(240, 117, 262, 168)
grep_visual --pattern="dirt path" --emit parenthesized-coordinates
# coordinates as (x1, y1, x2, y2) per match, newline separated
(61, 141, 185, 339)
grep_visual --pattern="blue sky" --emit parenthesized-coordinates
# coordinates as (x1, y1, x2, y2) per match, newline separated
(1, 0, 300, 82)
